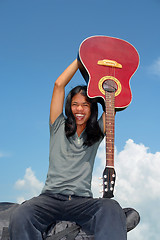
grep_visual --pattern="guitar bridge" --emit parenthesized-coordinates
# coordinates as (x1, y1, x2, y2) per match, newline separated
(97, 59, 122, 68)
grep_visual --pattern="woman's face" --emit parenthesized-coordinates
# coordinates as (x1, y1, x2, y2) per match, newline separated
(71, 93, 91, 129)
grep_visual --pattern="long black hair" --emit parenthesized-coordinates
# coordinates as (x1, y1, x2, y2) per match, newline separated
(65, 85, 104, 146)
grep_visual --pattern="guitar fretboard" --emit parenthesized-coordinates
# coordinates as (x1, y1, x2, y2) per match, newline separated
(105, 90, 115, 167)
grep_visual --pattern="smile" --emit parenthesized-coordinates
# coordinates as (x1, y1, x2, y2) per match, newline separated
(75, 114, 85, 120)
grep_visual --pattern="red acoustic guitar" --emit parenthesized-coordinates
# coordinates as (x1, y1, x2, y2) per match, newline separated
(78, 36, 139, 198)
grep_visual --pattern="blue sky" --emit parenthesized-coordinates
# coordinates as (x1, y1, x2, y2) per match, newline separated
(0, 1, 160, 239)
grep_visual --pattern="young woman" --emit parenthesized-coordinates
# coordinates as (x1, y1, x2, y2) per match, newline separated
(9, 59, 127, 240)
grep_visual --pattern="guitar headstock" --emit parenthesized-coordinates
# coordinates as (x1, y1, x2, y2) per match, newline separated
(103, 167, 116, 198)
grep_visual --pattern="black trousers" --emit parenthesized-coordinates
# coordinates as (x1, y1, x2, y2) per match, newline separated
(9, 193, 127, 240)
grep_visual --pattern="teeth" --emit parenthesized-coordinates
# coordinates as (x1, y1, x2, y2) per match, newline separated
(76, 114, 84, 117)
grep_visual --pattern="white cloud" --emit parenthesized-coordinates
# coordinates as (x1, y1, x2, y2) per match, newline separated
(149, 57, 160, 77)
(14, 167, 44, 203)
(92, 139, 160, 240)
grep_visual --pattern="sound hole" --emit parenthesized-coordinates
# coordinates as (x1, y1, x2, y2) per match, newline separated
(102, 80, 117, 92)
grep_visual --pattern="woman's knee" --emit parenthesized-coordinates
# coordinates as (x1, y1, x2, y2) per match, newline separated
(10, 202, 32, 228)
(98, 198, 124, 215)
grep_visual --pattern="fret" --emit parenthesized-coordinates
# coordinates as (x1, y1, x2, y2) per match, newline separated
(106, 143, 114, 147)
(106, 156, 114, 161)
(106, 160, 114, 166)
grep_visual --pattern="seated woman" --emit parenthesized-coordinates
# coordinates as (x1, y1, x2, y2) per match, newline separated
(9, 59, 140, 240)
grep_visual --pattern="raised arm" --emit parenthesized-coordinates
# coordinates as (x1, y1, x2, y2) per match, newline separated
(50, 59, 79, 124)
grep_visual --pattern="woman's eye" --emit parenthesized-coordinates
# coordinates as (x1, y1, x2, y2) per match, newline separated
(83, 104, 89, 107)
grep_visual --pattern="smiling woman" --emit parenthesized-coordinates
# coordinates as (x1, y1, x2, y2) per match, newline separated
(8, 58, 139, 240)
(71, 93, 91, 134)
(65, 85, 104, 146)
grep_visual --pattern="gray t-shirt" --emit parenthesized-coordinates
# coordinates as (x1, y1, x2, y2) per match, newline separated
(42, 113, 104, 197)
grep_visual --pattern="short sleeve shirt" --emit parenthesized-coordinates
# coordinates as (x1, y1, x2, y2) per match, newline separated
(42, 113, 104, 197)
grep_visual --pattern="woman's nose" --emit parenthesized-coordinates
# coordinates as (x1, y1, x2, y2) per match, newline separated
(77, 105, 83, 111)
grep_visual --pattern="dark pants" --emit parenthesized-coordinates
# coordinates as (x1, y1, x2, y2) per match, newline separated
(9, 193, 127, 240)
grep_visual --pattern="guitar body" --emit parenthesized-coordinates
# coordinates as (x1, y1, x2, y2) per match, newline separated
(78, 36, 139, 110)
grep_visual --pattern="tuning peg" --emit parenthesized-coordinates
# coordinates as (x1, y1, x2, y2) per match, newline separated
(99, 177, 103, 180)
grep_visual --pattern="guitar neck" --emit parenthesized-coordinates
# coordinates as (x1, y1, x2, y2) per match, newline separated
(105, 90, 115, 168)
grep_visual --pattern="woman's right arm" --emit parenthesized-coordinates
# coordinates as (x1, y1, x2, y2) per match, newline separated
(50, 59, 79, 124)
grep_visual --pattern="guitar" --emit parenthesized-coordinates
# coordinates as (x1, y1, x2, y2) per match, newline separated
(78, 36, 139, 198)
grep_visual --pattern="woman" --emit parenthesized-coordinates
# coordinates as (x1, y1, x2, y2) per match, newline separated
(9, 59, 127, 240)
